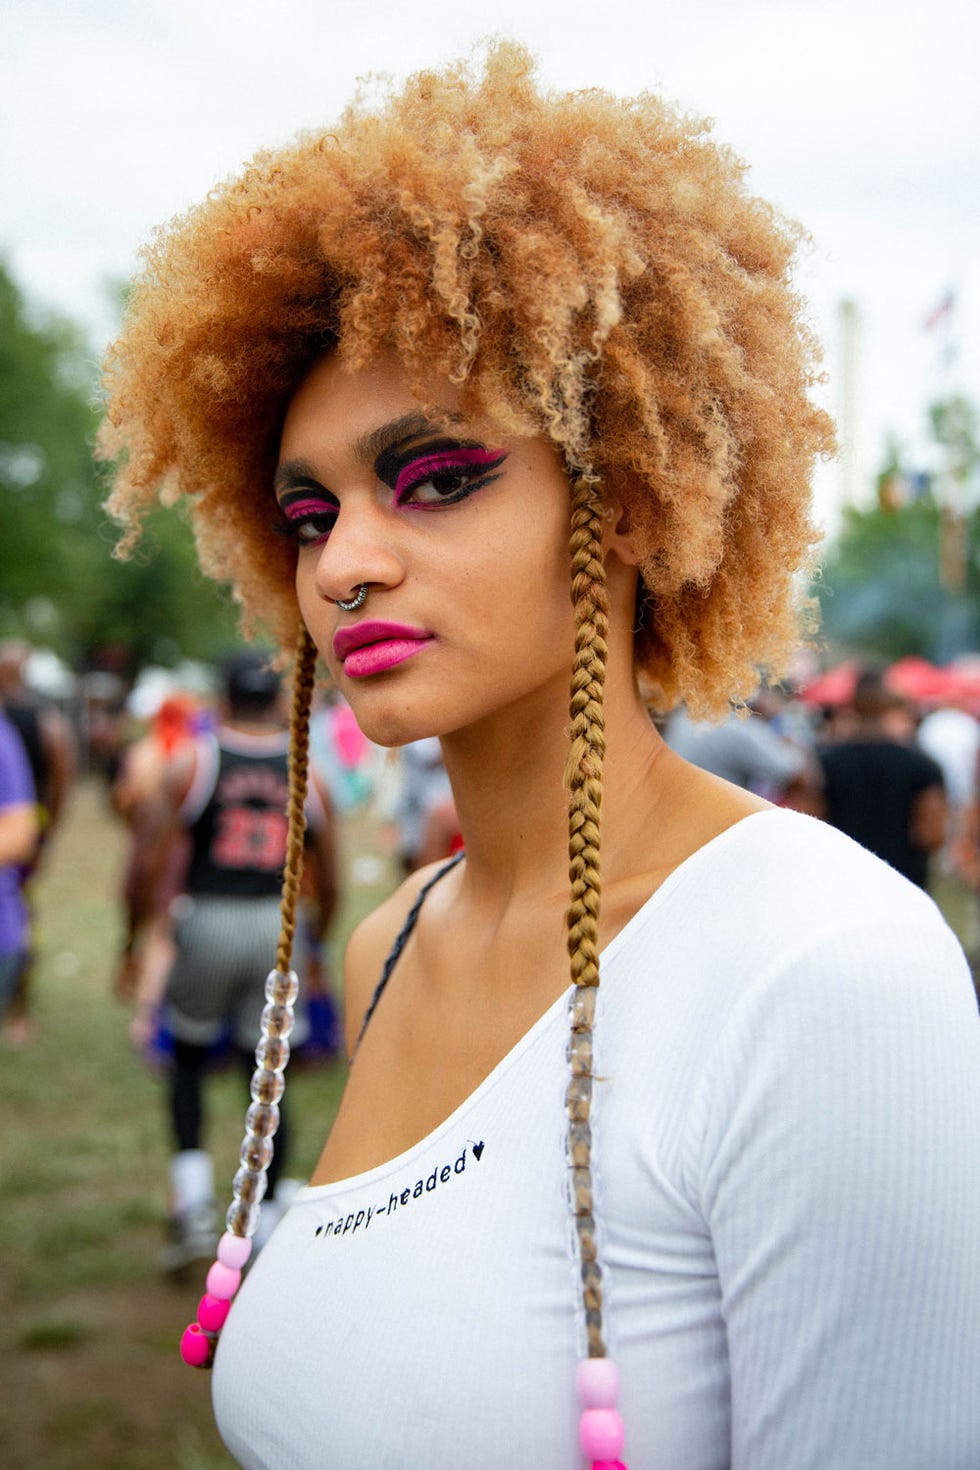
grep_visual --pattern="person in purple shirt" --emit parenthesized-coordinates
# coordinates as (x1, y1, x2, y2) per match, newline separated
(0, 712, 38, 1017)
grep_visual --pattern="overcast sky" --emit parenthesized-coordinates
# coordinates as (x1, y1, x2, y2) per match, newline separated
(3, 0, 978, 531)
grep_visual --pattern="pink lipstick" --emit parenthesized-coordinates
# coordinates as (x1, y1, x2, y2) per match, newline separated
(333, 620, 433, 679)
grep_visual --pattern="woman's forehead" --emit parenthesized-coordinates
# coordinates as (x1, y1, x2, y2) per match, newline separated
(281, 350, 463, 453)
(276, 349, 555, 479)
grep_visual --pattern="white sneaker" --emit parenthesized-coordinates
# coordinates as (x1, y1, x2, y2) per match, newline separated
(161, 1201, 218, 1275)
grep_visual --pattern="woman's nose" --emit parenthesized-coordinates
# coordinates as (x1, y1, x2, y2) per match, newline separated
(310, 501, 405, 605)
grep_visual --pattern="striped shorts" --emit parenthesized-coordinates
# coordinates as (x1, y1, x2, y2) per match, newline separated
(164, 894, 308, 1049)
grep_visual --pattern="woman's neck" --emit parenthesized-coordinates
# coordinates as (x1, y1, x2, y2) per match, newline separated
(439, 661, 666, 905)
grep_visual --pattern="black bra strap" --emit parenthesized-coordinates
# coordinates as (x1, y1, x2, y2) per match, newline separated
(350, 850, 465, 1059)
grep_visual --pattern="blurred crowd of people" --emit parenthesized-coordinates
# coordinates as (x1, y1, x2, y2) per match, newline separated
(663, 667, 974, 903)
(2, 634, 979, 1270)
(0, 636, 467, 1272)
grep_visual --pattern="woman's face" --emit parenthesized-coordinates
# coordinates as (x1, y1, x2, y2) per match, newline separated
(276, 351, 577, 748)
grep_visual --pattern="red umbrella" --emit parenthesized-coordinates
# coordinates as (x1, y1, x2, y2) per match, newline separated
(799, 660, 861, 707)
(943, 658, 980, 715)
(885, 656, 952, 705)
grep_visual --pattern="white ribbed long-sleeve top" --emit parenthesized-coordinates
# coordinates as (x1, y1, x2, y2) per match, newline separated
(213, 810, 980, 1469)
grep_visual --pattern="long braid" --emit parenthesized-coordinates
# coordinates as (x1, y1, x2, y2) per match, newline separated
(564, 470, 610, 1362)
(180, 624, 318, 1370)
(275, 625, 317, 973)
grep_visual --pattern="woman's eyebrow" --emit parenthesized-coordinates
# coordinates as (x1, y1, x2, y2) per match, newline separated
(354, 409, 465, 464)
(273, 458, 323, 495)
(274, 410, 467, 494)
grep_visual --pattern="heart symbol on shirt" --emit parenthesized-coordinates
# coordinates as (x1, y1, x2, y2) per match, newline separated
(472, 1141, 485, 1162)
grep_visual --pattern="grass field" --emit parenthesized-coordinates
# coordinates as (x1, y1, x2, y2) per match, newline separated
(0, 780, 394, 1470)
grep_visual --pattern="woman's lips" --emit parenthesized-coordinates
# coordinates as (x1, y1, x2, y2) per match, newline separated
(333, 620, 433, 679)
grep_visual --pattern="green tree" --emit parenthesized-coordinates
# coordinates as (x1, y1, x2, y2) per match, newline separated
(818, 396, 980, 662)
(0, 261, 240, 669)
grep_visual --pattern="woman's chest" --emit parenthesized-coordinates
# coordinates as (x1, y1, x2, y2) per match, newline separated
(212, 1011, 730, 1470)
(316, 936, 573, 1183)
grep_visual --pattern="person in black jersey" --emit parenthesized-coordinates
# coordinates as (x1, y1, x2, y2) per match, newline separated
(133, 650, 338, 1272)
(816, 668, 948, 888)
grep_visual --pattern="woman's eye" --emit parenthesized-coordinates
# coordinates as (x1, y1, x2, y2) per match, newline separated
(394, 449, 506, 508)
(292, 513, 337, 545)
(403, 468, 478, 504)
(275, 496, 338, 547)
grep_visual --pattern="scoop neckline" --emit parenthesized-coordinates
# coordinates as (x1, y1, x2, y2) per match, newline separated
(297, 806, 782, 1199)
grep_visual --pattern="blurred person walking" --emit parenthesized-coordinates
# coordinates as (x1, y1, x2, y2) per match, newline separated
(308, 692, 379, 815)
(110, 692, 201, 1002)
(0, 709, 38, 1023)
(816, 669, 947, 888)
(917, 699, 980, 860)
(0, 638, 76, 1040)
(389, 736, 459, 873)
(130, 650, 339, 1271)
(916, 697, 980, 955)
(663, 698, 819, 808)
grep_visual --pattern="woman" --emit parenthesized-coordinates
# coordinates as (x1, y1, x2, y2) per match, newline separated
(101, 44, 980, 1470)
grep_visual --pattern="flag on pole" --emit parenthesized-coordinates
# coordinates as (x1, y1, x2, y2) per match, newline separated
(923, 291, 955, 331)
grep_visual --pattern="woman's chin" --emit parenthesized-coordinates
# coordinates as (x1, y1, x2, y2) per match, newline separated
(340, 696, 446, 751)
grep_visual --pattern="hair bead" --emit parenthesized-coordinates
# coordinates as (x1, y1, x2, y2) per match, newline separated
(245, 1101, 281, 1138)
(206, 1262, 242, 1301)
(216, 1232, 253, 1270)
(570, 986, 598, 1030)
(254, 1034, 291, 1071)
(580, 1408, 626, 1461)
(566, 1072, 593, 1120)
(568, 1120, 592, 1167)
(575, 1356, 620, 1408)
(260, 1001, 295, 1038)
(568, 1029, 594, 1076)
(198, 1293, 232, 1333)
(225, 1200, 261, 1238)
(264, 968, 300, 1005)
(250, 1066, 285, 1106)
(180, 1322, 215, 1369)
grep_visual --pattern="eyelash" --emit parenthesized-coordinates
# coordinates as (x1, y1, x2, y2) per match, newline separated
(392, 448, 506, 508)
(273, 495, 339, 548)
(275, 448, 506, 546)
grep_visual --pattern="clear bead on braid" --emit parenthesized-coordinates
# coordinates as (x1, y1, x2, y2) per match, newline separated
(180, 626, 317, 1371)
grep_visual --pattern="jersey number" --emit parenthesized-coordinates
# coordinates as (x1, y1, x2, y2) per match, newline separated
(211, 807, 288, 871)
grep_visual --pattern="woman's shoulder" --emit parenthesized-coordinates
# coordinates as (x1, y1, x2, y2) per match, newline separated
(613, 807, 968, 1018)
(341, 858, 460, 1039)
(700, 806, 939, 912)
(699, 809, 970, 1010)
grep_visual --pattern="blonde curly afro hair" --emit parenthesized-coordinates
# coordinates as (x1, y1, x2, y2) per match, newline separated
(101, 40, 832, 717)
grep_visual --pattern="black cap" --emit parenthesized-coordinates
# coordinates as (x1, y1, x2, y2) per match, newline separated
(222, 650, 281, 710)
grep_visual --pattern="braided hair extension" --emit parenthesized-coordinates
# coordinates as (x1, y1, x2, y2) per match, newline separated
(180, 625, 317, 1369)
(564, 470, 610, 1361)
(275, 627, 318, 974)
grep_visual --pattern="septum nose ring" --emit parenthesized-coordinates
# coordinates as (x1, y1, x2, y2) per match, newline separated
(336, 584, 368, 613)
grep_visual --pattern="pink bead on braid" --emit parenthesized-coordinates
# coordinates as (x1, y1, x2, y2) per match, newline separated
(179, 627, 316, 1370)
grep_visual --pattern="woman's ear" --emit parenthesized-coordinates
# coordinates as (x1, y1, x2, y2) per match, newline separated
(602, 495, 642, 567)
